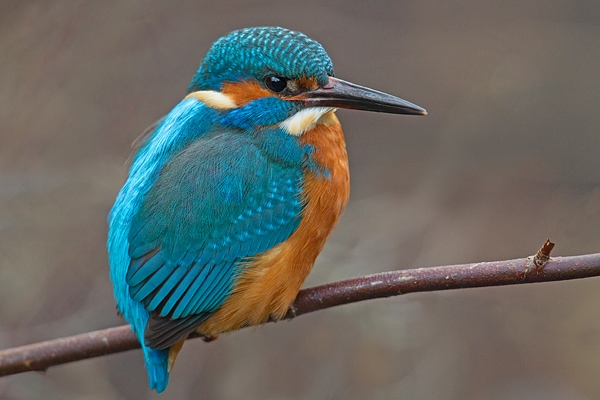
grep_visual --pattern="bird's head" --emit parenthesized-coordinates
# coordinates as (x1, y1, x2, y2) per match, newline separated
(186, 27, 425, 135)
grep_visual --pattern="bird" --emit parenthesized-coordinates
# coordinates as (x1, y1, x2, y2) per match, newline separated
(107, 26, 426, 392)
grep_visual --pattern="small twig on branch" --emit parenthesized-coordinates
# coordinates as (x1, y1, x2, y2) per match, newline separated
(532, 239, 555, 269)
(1, 241, 600, 378)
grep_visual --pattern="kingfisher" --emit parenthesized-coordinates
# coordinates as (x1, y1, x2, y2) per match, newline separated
(108, 26, 425, 392)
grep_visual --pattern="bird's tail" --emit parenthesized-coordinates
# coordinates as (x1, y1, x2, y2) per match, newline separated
(143, 345, 170, 393)
(108, 193, 171, 392)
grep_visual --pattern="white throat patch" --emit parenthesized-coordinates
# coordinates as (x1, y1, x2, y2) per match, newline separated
(279, 107, 336, 136)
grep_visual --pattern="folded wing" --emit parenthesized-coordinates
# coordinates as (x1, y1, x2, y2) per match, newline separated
(126, 130, 304, 349)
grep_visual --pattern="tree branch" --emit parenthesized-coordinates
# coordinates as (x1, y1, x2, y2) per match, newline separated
(2, 241, 600, 377)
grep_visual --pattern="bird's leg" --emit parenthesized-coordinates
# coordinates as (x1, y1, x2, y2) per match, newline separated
(267, 304, 297, 322)
(286, 304, 298, 320)
(201, 334, 219, 343)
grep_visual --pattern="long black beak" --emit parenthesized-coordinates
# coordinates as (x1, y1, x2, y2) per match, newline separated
(298, 77, 426, 116)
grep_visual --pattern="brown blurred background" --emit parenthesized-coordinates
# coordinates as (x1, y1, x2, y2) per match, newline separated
(2, 1, 600, 399)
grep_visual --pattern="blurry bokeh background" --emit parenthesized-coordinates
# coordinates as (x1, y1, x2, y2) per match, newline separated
(2, 1, 600, 399)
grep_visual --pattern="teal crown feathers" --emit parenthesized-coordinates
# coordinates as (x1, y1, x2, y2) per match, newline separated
(189, 26, 334, 92)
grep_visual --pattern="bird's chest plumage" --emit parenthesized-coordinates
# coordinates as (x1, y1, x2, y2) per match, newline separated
(198, 113, 350, 335)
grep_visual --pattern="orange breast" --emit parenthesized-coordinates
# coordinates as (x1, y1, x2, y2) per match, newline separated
(197, 113, 350, 335)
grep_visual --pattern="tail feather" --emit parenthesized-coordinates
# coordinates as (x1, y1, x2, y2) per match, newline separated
(144, 347, 170, 393)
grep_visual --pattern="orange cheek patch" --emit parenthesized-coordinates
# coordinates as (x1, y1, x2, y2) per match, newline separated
(296, 76, 319, 91)
(221, 81, 273, 106)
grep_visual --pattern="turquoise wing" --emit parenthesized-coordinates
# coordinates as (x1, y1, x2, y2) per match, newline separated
(126, 129, 303, 349)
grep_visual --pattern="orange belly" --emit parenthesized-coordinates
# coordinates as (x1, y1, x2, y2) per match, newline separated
(196, 113, 350, 336)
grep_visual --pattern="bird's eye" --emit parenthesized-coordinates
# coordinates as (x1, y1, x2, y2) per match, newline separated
(264, 75, 288, 93)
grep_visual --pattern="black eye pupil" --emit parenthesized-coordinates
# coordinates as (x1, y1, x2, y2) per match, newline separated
(265, 76, 287, 93)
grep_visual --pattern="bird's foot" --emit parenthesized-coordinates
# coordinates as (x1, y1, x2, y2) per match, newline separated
(201, 334, 219, 343)
(284, 304, 297, 320)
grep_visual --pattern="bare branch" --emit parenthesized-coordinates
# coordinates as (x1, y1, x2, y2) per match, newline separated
(2, 243, 600, 378)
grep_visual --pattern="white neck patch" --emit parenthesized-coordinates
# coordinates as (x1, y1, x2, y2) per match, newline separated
(279, 107, 336, 136)
(185, 90, 237, 109)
